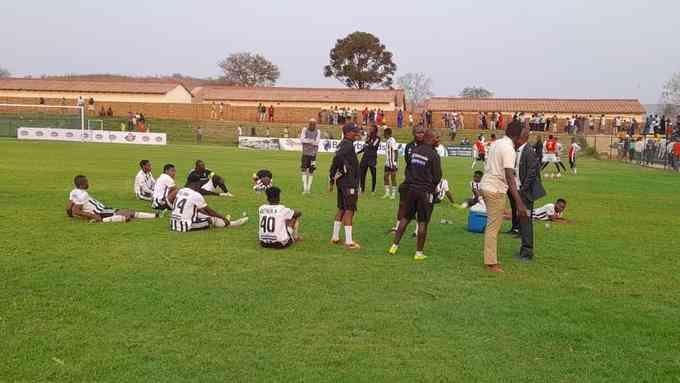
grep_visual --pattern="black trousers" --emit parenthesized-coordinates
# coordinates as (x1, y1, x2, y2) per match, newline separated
(508, 190, 519, 231)
(360, 160, 377, 193)
(519, 196, 534, 257)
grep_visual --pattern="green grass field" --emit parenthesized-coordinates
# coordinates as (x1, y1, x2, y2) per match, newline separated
(1, 139, 679, 382)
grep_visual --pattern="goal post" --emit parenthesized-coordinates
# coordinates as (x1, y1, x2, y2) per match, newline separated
(0, 103, 85, 140)
(87, 119, 104, 132)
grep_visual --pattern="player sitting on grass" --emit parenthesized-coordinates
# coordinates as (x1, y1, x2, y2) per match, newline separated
(460, 170, 486, 212)
(152, 164, 177, 210)
(170, 173, 248, 232)
(258, 186, 302, 249)
(252, 169, 274, 192)
(533, 198, 570, 223)
(134, 159, 155, 201)
(188, 160, 233, 197)
(68, 175, 158, 223)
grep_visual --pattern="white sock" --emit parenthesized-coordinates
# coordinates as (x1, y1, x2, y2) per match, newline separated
(384, 186, 390, 195)
(211, 217, 227, 228)
(134, 212, 156, 219)
(302, 174, 308, 192)
(414, 222, 419, 235)
(307, 175, 313, 192)
(228, 217, 248, 227)
(332, 221, 342, 241)
(394, 220, 400, 230)
(344, 226, 353, 245)
(102, 215, 126, 223)
(415, 251, 424, 256)
(391, 186, 397, 196)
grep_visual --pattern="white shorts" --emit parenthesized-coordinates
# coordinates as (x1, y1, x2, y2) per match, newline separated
(542, 153, 558, 163)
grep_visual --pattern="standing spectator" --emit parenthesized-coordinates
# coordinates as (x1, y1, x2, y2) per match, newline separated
(138, 113, 146, 132)
(376, 109, 384, 126)
(127, 112, 134, 131)
(106, 106, 113, 117)
(99, 106, 106, 117)
(196, 126, 203, 144)
(268, 105, 274, 122)
(599, 115, 607, 133)
(426, 110, 433, 129)
(498, 112, 505, 130)
(358, 125, 380, 194)
(77, 96, 85, 108)
(265, 127, 271, 137)
(489, 112, 498, 132)
(629, 118, 638, 136)
(408, 112, 414, 128)
(61, 97, 67, 114)
(614, 116, 622, 135)
(479, 112, 487, 130)
(515, 127, 545, 261)
(449, 115, 458, 141)
(219, 102, 225, 120)
(397, 109, 404, 129)
(210, 102, 217, 120)
(236, 126, 243, 143)
(479, 120, 528, 273)
(362, 107, 369, 125)
(88, 97, 95, 115)
(459, 112, 465, 130)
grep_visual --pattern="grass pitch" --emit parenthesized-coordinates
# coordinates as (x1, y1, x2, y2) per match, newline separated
(1, 139, 679, 382)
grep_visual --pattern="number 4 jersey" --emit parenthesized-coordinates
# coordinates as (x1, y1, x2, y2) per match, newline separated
(258, 204, 295, 244)
(171, 187, 208, 232)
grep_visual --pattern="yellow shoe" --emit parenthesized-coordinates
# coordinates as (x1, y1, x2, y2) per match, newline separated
(413, 254, 428, 261)
(344, 242, 361, 251)
(387, 244, 399, 256)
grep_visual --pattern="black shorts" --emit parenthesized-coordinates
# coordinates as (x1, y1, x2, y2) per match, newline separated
(404, 190, 434, 223)
(301, 155, 317, 173)
(477, 153, 486, 161)
(384, 165, 398, 173)
(337, 187, 358, 211)
(260, 239, 293, 249)
(99, 209, 117, 219)
(398, 183, 409, 204)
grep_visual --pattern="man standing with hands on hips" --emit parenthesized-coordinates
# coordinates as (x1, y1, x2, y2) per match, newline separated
(329, 122, 362, 250)
(515, 126, 546, 261)
(480, 120, 528, 273)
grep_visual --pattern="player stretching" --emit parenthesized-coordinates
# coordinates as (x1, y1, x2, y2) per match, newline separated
(189, 160, 233, 197)
(170, 174, 248, 232)
(134, 159, 155, 201)
(258, 187, 302, 248)
(533, 198, 569, 223)
(152, 164, 177, 210)
(252, 169, 273, 192)
(68, 175, 158, 223)
(329, 123, 362, 250)
(382, 128, 399, 199)
(300, 118, 321, 194)
(388, 129, 442, 260)
(472, 135, 486, 168)
(568, 138, 582, 174)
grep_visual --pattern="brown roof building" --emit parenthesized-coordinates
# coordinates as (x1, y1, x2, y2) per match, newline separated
(0, 78, 193, 103)
(426, 97, 646, 117)
(193, 86, 406, 111)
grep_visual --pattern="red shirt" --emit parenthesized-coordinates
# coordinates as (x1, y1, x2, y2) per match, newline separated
(673, 142, 680, 157)
(546, 139, 557, 153)
(475, 140, 486, 154)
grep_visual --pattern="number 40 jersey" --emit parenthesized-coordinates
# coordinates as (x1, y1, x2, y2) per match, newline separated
(258, 204, 295, 244)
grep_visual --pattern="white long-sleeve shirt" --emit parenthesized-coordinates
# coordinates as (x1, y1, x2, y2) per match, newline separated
(134, 170, 155, 200)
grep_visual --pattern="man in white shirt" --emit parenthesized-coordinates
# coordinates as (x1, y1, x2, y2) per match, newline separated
(300, 119, 321, 194)
(258, 186, 302, 249)
(479, 121, 528, 273)
(134, 160, 155, 201)
(383, 128, 399, 199)
(170, 174, 247, 232)
(152, 164, 177, 210)
(68, 175, 157, 223)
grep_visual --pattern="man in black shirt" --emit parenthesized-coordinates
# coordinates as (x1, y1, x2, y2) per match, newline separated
(187, 160, 233, 197)
(329, 123, 362, 250)
(388, 129, 442, 261)
(389, 125, 425, 232)
(358, 125, 380, 194)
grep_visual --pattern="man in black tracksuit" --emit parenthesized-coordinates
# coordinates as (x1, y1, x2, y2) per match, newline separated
(388, 129, 442, 260)
(358, 125, 380, 194)
(391, 125, 426, 232)
(329, 123, 362, 250)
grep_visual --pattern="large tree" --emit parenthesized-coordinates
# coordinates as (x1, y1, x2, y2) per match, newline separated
(396, 72, 433, 109)
(324, 31, 396, 89)
(0, 67, 10, 78)
(661, 72, 680, 114)
(459, 86, 494, 98)
(217, 52, 280, 87)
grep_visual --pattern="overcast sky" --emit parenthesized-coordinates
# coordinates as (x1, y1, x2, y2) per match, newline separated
(1, 0, 678, 103)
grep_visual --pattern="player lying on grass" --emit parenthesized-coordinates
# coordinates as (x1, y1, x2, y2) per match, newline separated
(134, 159, 155, 201)
(503, 198, 570, 223)
(252, 169, 273, 192)
(388, 128, 442, 261)
(152, 164, 177, 210)
(170, 173, 248, 232)
(188, 160, 233, 197)
(68, 175, 158, 223)
(258, 186, 302, 249)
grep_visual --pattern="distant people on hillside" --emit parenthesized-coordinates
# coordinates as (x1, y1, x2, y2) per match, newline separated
(211, 102, 217, 119)
(268, 105, 274, 122)
(196, 126, 203, 144)
(397, 109, 403, 129)
(219, 102, 225, 120)
(106, 106, 113, 117)
(99, 106, 106, 117)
